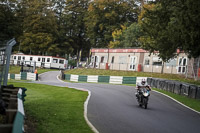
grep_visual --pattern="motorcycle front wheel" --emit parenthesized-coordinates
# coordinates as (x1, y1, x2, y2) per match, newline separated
(143, 98, 148, 109)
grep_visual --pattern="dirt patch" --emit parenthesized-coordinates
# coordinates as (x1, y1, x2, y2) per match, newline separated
(24, 114, 37, 133)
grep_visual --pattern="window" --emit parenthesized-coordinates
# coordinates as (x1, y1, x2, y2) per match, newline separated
(42, 58, 45, 62)
(59, 60, 64, 64)
(165, 59, 177, 66)
(101, 56, 104, 63)
(111, 56, 114, 63)
(30, 57, 33, 61)
(18, 56, 21, 60)
(119, 56, 127, 64)
(38, 58, 41, 61)
(14, 56, 16, 60)
(47, 58, 50, 62)
(152, 57, 162, 66)
(53, 59, 58, 63)
(22, 56, 25, 60)
(144, 58, 150, 65)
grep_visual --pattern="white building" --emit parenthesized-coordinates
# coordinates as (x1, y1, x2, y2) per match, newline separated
(11, 53, 67, 69)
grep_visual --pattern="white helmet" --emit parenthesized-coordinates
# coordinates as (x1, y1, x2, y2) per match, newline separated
(141, 79, 146, 85)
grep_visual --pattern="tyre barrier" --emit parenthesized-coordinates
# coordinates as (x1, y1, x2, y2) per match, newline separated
(0, 86, 27, 133)
(147, 78, 200, 99)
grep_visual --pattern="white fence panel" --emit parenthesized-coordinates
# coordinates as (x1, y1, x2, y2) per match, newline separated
(109, 76, 123, 84)
(27, 73, 36, 80)
(70, 74, 79, 82)
(87, 75, 98, 83)
(15, 74, 21, 80)
(8, 74, 10, 79)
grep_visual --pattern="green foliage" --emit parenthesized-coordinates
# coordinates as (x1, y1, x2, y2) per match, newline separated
(85, 0, 139, 48)
(140, 0, 200, 61)
(19, 0, 58, 55)
(110, 23, 142, 48)
(68, 59, 77, 67)
(63, 0, 90, 58)
(0, 0, 20, 41)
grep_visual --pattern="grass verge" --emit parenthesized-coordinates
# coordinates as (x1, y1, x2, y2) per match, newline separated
(64, 68, 200, 85)
(8, 81, 93, 133)
(9, 65, 58, 74)
(153, 88, 200, 112)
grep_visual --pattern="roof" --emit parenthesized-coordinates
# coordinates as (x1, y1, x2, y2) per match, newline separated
(12, 54, 66, 60)
(91, 48, 148, 53)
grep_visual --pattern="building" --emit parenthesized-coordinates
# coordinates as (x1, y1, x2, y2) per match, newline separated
(90, 48, 200, 79)
(11, 53, 67, 69)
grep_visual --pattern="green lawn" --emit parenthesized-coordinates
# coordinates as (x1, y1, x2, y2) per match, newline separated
(9, 65, 58, 74)
(153, 88, 200, 112)
(65, 68, 200, 85)
(9, 82, 93, 133)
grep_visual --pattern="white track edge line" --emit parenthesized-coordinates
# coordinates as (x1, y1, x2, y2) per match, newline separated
(56, 75, 99, 133)
(153, 90, 200, 114)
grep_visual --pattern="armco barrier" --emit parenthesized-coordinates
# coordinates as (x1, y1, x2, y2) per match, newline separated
(78, 75, 87, 82)
(98, 76, 110, 83)
(122, 77, 136, 84)
(109, 76, 123, 84)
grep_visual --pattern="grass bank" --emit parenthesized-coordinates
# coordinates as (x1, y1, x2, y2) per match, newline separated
(153, 88, 200, 112)
(9, 65, 58, 74)
(8, 82, 93, 133)
(64, 68, 200, 85)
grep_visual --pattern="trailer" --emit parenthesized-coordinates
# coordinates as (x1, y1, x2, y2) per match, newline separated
(11, 53, 67, 69)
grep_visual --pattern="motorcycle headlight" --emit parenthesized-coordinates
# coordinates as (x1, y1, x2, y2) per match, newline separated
(143, 92, 149, 97)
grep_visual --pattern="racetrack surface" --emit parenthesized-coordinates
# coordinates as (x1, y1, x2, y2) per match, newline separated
(37, 71, 200, 133)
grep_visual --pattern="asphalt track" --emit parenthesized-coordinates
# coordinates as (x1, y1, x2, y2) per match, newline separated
(37, 71, 200, 133)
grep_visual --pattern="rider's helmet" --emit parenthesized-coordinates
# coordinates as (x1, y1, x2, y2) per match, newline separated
(141, 79, 146, 85)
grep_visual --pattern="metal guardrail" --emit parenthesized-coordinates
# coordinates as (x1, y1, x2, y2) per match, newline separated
(0, 39, 16, 95)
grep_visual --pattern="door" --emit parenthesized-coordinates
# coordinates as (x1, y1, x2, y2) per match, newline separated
(178, 57, 187, 73)
(94, 56, 99, 68)
(129, 56, 137, 70)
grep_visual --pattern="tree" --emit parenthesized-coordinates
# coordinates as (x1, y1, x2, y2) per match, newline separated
(20, 0, 58, 55)
(64, 0, 90, 61)
(0, 0, 20, 41)
(139, 0, 200, 61)
(85, 0, 139, 48)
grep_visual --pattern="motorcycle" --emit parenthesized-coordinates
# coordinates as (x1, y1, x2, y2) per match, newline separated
(136, 87, 150, 109)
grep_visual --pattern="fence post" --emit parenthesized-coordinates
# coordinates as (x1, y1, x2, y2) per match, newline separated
(3, 39, 16, 86)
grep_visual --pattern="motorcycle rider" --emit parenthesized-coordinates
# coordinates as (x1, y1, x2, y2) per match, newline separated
(135, 79, 151, 101)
